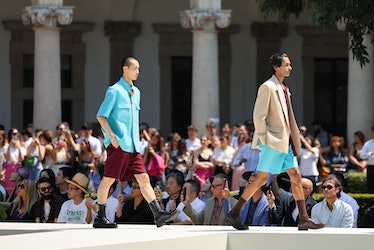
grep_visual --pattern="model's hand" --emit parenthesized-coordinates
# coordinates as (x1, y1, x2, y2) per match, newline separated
(110, 135, 119, 148)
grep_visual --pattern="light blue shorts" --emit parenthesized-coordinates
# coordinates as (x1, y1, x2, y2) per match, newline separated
(257, 143, 298, 174)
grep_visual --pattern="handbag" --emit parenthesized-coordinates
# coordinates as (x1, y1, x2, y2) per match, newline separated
(23, 155, 35, 167)
(148, 154, 165, 179)
(22, 155, 39, 168)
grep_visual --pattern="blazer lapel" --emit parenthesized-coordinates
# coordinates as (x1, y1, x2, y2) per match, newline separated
(273, 76, 290, 128)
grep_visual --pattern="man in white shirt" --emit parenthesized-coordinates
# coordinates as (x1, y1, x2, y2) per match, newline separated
(174, 179, 206, 225)
(185, 125, 201, 153)
(361, 126, 374, 192)
(311, 175, 353, 228)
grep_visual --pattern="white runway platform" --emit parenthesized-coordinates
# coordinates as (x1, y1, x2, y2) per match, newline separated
(1, 222, 374, 250)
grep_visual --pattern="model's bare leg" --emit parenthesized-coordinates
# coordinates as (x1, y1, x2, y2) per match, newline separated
(97, 176, 115, 204)
(134, 173, 156, 202)
(134, 173, 179, 227)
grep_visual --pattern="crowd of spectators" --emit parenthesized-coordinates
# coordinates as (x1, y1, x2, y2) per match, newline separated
(0, 120, 373, 228)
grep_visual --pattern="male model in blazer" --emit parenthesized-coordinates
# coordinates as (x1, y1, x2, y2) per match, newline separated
(225, 53, 324, 230)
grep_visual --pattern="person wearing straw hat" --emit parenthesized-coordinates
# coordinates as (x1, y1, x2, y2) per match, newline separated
(95, 56, 178, 228)
(57, 172, 92, 224)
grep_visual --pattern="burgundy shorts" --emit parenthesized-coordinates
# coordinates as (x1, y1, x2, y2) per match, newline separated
(103, 144, 146, 181)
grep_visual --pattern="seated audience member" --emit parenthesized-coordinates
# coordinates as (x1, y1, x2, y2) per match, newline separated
(35, 177, 65, 223)
(185, 125, 202, 153)
(231, 138, 259, 191)
(268, 175, 317, 227)
(360, 126, 374, 193)
(212, 136, 235, 187)
(6, 179, 38, 222)
(1, 167, 29, 210)
(328, 173, 360, 228)
(199, 177, 214, 203)
(321, 136, 349, 173)
(311, 175, 353, 228)
(183, 174, 237, 225)
(174, 179, 205, 225)
(55, 166, 73, 201)
(192, 135, 214, 188)
(57, 172, 91, 224)
(87, 181, 118, 224)
(115, 179, 154, 224)
(347, 131, 367, 172)
(39, 168, 56, 189)
(240, 172, 272, 226)
(155, 170, 184, 212)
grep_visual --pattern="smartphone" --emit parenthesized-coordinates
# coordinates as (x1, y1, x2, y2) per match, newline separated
(182, 187, 187, 200)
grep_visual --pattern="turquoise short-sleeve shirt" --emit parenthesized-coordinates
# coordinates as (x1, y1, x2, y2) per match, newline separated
(97, 77, 140, 153)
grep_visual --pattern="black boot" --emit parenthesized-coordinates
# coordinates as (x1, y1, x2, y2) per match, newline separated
(148, 200, 180, 227)
(93, 204, 117, 228)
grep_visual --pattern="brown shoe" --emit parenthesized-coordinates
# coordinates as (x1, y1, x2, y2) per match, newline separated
(298, 219, 325, 230)
(224, 214, 248, 230)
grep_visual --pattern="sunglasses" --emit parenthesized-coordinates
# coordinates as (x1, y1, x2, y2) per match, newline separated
(131, 185, 140, 189)
(18, 183, 25, 189)
(39, 186, 52, 192)
(321, 184, 334, 190)
(68, 187, 79, 191)
(210, 184, 222, 189)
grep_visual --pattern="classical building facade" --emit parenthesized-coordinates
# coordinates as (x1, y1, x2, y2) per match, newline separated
(0, 0, 372, 143)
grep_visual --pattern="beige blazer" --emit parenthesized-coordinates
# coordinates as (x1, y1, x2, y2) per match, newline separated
(252, 75, 301, 155)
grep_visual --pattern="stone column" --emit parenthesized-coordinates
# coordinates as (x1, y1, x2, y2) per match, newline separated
(22, 0, 73, 131)
(180, 0, 231, 132)
(347, 33, 374, 143)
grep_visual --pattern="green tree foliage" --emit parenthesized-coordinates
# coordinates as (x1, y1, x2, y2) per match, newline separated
(257, 0, 374, 66)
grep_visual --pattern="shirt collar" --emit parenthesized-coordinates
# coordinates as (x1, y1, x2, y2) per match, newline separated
(119, 77, 133, 91)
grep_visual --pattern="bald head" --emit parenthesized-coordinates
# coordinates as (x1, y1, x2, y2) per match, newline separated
(301, 178, 313, 198)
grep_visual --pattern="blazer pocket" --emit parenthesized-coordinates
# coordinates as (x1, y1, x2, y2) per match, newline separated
(267, 126, 282, 133)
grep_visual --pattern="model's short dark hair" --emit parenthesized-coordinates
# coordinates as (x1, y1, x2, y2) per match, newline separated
(121, 56, 138, 69)
(269, 53, 289, 74)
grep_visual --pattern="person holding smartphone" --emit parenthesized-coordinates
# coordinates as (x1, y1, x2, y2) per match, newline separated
(173, 179, 205, 225)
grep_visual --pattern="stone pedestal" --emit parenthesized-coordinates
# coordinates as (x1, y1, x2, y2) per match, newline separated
(22, 0, 73, 131)
(180, 0, 231, 132)
(347, 33, 374, 142)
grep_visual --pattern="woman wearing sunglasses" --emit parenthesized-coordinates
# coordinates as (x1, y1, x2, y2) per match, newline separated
(6, 179, 38, 222)
(311, 175, 354, 227)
